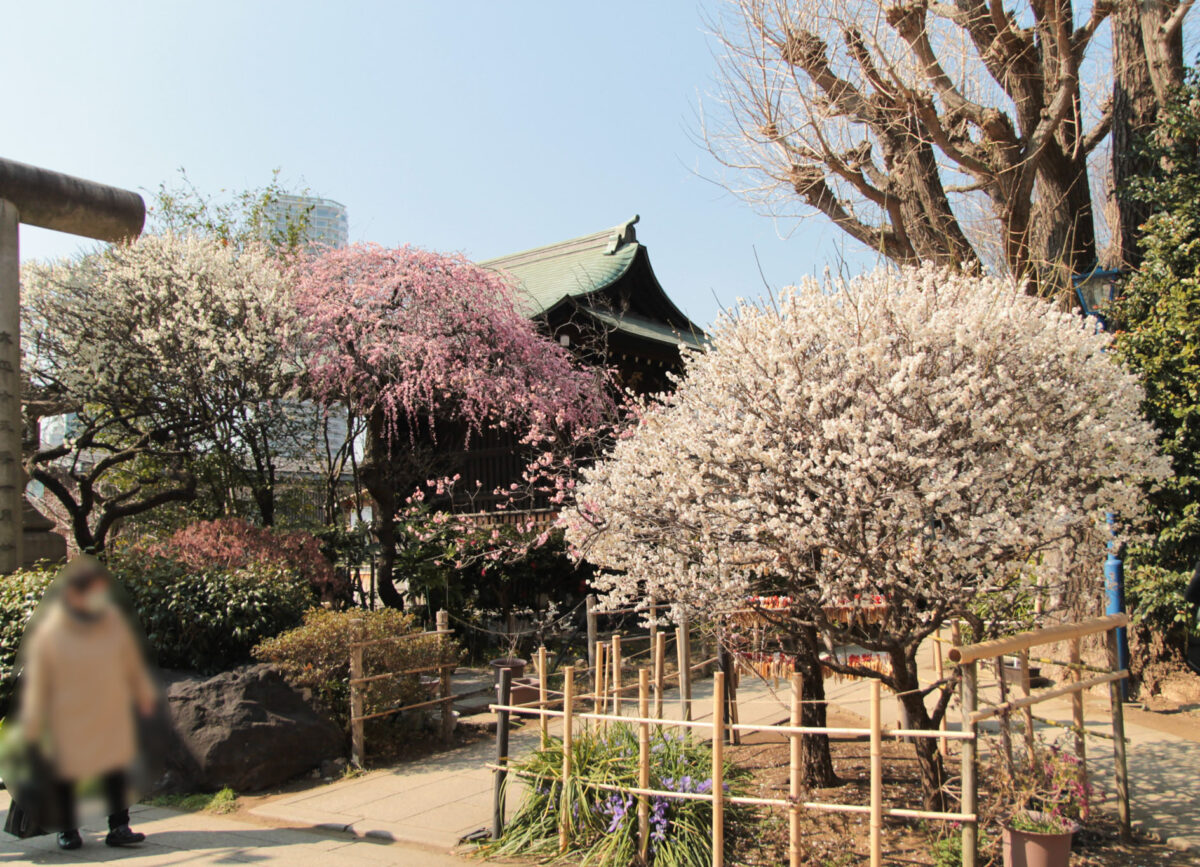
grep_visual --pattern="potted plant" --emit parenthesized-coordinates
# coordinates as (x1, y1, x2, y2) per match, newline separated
(489, 629, 527, 684)
(1003, 810, 1080, 867)
(982, 735, 1095, 867)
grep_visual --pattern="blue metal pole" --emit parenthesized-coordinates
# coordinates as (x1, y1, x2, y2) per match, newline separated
(1105, 513, 1129, 700)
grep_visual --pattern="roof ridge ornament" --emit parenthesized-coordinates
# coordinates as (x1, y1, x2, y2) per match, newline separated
(604, 214, 639, 255)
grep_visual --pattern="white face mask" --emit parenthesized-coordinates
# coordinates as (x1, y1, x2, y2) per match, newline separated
(80, 587, 112, 615)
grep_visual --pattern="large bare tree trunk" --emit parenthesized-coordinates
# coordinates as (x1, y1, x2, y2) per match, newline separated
(1031, 144, 1097, 295)
(1111, 0, 1190, 268)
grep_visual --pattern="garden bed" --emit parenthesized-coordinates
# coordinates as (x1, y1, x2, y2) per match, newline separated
(727, 705, 1195, 866)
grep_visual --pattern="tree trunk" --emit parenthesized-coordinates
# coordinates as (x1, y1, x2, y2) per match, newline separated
(362, 409, 404, 610)
(1030, 143, 1096, 299)
(795, 625, 839, 787)
(374, 494, 402, 609)
(1028, 8, 1096, 300)
(1140, 0, 1187, 104)
(252, 484, 275, 528)
(890, 648, 947, 811)
(892, 133, 980, 271)
(1112, 1, 1160, 269)
(1111, 0, 1187, 269)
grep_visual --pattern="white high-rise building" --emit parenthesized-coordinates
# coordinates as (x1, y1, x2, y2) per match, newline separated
(268, 194, 349, 249)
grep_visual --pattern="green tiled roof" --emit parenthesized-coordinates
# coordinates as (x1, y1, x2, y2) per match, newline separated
(585, 308, 707, 350)
(480, 216, 644, 317)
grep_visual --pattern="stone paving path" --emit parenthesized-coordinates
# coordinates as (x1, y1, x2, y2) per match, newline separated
(248, 671, 788, 850)
(0, 797, 467, 865)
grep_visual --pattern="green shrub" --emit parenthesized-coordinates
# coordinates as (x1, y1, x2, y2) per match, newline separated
(1111, 66, 1200, 658)
(0, 553, 313, 712)
(482, 723, 752, 866)
(930, 832, 960, 867)
(253, 608, 460, 730)
(0, 565, 56, 715)
(115, 550, 315, 673)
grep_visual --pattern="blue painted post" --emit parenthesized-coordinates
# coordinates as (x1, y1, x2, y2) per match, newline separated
(1105, 513, 1129, 700)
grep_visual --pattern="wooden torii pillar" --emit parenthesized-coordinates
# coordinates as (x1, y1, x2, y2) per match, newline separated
(0, 157, 145, 572)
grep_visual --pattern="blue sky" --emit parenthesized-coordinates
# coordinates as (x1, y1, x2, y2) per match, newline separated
(4, 1, 877, 327)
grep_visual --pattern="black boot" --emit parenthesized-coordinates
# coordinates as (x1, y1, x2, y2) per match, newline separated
(57, 829, 82, 850)
(104, 824, 145, 847)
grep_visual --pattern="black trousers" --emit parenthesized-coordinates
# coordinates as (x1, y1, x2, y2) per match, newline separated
(53, 770, 130, 832)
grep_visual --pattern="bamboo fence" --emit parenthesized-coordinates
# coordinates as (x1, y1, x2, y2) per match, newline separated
(490, 669, 975, 867)
(485, 609, 1134, 867)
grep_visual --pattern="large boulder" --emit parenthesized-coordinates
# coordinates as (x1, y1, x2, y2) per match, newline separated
(146, 664, 344, 794)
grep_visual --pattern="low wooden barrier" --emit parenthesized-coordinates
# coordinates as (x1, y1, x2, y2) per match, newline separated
(489, 668, 975, 867)
(349, 609, 456, 767)
(951, 613, 1132, 867)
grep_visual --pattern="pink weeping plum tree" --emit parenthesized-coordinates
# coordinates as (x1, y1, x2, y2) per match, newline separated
(293, 243, 608, 609)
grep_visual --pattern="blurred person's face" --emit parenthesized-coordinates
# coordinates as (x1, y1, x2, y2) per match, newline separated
(64, 571, 112, 617)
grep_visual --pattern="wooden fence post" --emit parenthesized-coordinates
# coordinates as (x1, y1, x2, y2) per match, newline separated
(869, 679, 883, 867)
(537, 645, 549, 746)
(677, 621, 692, 721)
(586, 595, 598, 670)
(492, 668, 512, 840)
(654, 631, 666, 719)
(789, 672, 802, 867)
(560, 666, 575, 853)
(1106, 627, 1132, 842)
(638, 669, 651, 861)
(961, 660, 978, 867)
(594, 641, 605, 728)
(1018, 649, 1036, 761)
(350, 618, 365, 768)
(994, 655, 1015, 768)
(611, 634, 622, 717)
(935, 626, 948, 757)
(712, 670, 725, 867)
(718, 643, 740, 745)
(437, 609, 454, 746)
(1069, 637, 1090, 819)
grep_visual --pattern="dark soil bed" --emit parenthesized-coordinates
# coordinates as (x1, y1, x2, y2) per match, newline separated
(727, 706, 1196, 866)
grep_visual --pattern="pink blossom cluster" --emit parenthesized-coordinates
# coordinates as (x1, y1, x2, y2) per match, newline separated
(291, 244, 607, 446)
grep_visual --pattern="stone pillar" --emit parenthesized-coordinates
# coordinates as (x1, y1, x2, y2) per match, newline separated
(0, 200, 22, 573)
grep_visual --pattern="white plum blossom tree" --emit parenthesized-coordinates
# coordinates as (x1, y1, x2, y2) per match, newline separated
(563, 263, 1169, 805)
(22, 233, 303, 549)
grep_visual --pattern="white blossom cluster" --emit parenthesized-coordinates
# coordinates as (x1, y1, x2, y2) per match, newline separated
(563, 265, 1170, 639)
(23, 233, 300, 427)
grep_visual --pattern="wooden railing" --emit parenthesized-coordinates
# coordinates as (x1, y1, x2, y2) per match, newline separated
(951, 613, 1132, 867)
(348, 610, 456, 767)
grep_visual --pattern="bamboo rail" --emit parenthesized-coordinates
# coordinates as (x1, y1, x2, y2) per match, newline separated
(948, 613, 1129, 664)
(968, 671, 1128, 722)
(485, 766, 977, 822)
